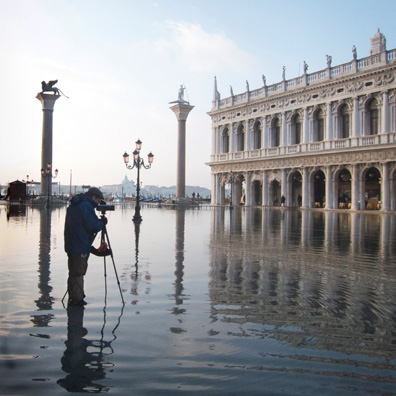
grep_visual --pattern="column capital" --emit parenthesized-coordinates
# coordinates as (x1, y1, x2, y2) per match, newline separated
(169, 103, 194, 121)
(36, 93, 60, 111)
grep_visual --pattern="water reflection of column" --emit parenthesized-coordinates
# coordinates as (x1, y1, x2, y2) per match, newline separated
(325, 211, 335, 253)
(211, 207, 225, 236)
(280, 209, 291, 246)
(33, 207, 54, 326)
(350, 212, 360, 255)
(230, 206, 242, 235)
(301, 210, 311, 249)
(262, 209, 271, 244)
(380, 214, 391, 262)
(174, 208, 185, 305)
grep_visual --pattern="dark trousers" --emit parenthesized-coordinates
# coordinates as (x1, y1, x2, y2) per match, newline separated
(67, 255, 88, 302)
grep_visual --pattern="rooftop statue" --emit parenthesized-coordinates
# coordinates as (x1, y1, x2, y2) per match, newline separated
(169, 84, 189, 105)
(40, 80, 69, 98)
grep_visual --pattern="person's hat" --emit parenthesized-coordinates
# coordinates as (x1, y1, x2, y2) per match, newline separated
(86, 187, 104, 200)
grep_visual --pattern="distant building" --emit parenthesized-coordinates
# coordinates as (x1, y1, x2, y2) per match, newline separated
(7, 180, 26, 200)
(207, 30, 396, 211)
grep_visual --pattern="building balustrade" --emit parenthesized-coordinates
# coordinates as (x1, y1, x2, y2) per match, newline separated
(211, 133, 396, 162)
(213, 48, 396, 110)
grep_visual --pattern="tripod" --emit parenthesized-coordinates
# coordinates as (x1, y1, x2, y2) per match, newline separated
(99, 215, 125, 305)
(62, 213, 125, 306)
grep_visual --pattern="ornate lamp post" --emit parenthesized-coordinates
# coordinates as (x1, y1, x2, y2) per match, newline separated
(123, 139, 154, 223)
(41, 162, 58, 205)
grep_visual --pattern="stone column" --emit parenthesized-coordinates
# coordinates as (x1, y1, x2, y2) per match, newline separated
(352, 164, 360, 210)
(326, 102, 333, 141)
(382, 90, 389, 134)
(211, 173, 217, 205)
(303, 107, 309, 143)
(263, 117, 269, 148)
(281, 168, 287, 205)
(302, 167, 310, 208)
(245, 172, 251, 206)
(325, 166, 333, 209)
(262, 170, 268, 206)
(170, 103, 194, 200)
(352, 96, 359, 137)
(36, 93, 60, 197)
(381, 162, 390, 211)
(282, 112, 287, 146)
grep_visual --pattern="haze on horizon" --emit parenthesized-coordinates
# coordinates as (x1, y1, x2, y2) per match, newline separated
(1, 0, 395, 189)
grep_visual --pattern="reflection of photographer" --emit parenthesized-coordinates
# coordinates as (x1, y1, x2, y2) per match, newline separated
(64, 187, 109, 306)
(57, 306, 109, 392)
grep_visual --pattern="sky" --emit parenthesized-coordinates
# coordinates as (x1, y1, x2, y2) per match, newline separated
(1, 0, 396, 189)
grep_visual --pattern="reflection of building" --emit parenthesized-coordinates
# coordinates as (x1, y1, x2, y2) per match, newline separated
(209, 207, 396, 357)
(208, 31, 396, 211)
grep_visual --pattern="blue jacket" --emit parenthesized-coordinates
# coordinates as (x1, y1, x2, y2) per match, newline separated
(64, 193, 104, 256)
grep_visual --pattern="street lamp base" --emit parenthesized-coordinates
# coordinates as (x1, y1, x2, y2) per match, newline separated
(133, 215, 142, 223)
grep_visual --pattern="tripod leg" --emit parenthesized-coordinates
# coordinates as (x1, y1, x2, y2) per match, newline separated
(103, 226, 125, 304)
(61, 289, 68, 304)
(101, 230, 108, 303)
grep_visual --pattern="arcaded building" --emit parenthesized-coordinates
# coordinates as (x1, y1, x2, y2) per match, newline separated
(207, 30, 396, 211)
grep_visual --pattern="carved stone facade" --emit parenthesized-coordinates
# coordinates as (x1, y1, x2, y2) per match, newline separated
(207, 30, 396, 211)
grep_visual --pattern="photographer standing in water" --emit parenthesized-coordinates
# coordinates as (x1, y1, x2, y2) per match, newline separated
(64, 187, 107, 306)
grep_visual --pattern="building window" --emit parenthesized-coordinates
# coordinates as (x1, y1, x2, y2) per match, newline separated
(314, 109, 325, 141)
(253, 121, 261, 149)
(339, 104, 350, 139)
(292, 114, 302, 144)
(368, 99, 379, 135)
(222, 128, 229, 153)
(237, 124, 245, 151)
(272, 117, 280, 147)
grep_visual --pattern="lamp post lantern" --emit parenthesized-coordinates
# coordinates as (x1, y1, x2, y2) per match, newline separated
(41, 162, 58, 205)
(123, 139, 154, 223)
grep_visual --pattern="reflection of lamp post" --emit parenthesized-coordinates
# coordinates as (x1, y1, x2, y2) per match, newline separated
(41, 163, 58, 205)
(123, 139, 154, 223)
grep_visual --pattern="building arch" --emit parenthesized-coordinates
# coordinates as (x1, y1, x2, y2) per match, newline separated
(271, 116, 281, 147)
(217, 173, 229, 205)
(253, 120, 262, 149)
(236, 123, 245, 151)
(365, 96, 380, 135)
(338, 103, 351, 139)
(313, 107, 325, 142)
(288, 170, 303, 207)
(270, 180, 281, 206)
(291, 112, 302, 145)
(335, 167, 352, 208)
(221, 126, 230, 153)
(311, 169, 326, 207)
(250, 172, 262, 205)
(361, 166, 382, 209)
(390, 166, 396, 211)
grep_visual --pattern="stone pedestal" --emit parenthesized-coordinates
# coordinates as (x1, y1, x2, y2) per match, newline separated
(170, 103, 194, 199)
(36, 93, 60, 197)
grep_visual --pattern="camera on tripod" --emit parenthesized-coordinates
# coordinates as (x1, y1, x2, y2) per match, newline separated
(96, 200, 115, 214)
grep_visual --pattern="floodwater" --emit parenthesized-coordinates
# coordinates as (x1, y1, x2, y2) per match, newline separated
(1, 203, 396, 395)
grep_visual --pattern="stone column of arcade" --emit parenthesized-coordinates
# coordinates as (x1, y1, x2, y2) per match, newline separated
(36, 93, 60, 200)
(170, 100, 194, 204)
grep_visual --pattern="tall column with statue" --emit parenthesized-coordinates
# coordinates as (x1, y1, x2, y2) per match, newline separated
(169, 85, 194, 202)
(36, 80, 67, 198)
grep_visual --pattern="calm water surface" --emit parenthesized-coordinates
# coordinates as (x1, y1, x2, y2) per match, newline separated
(0, 204, 396, 395)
